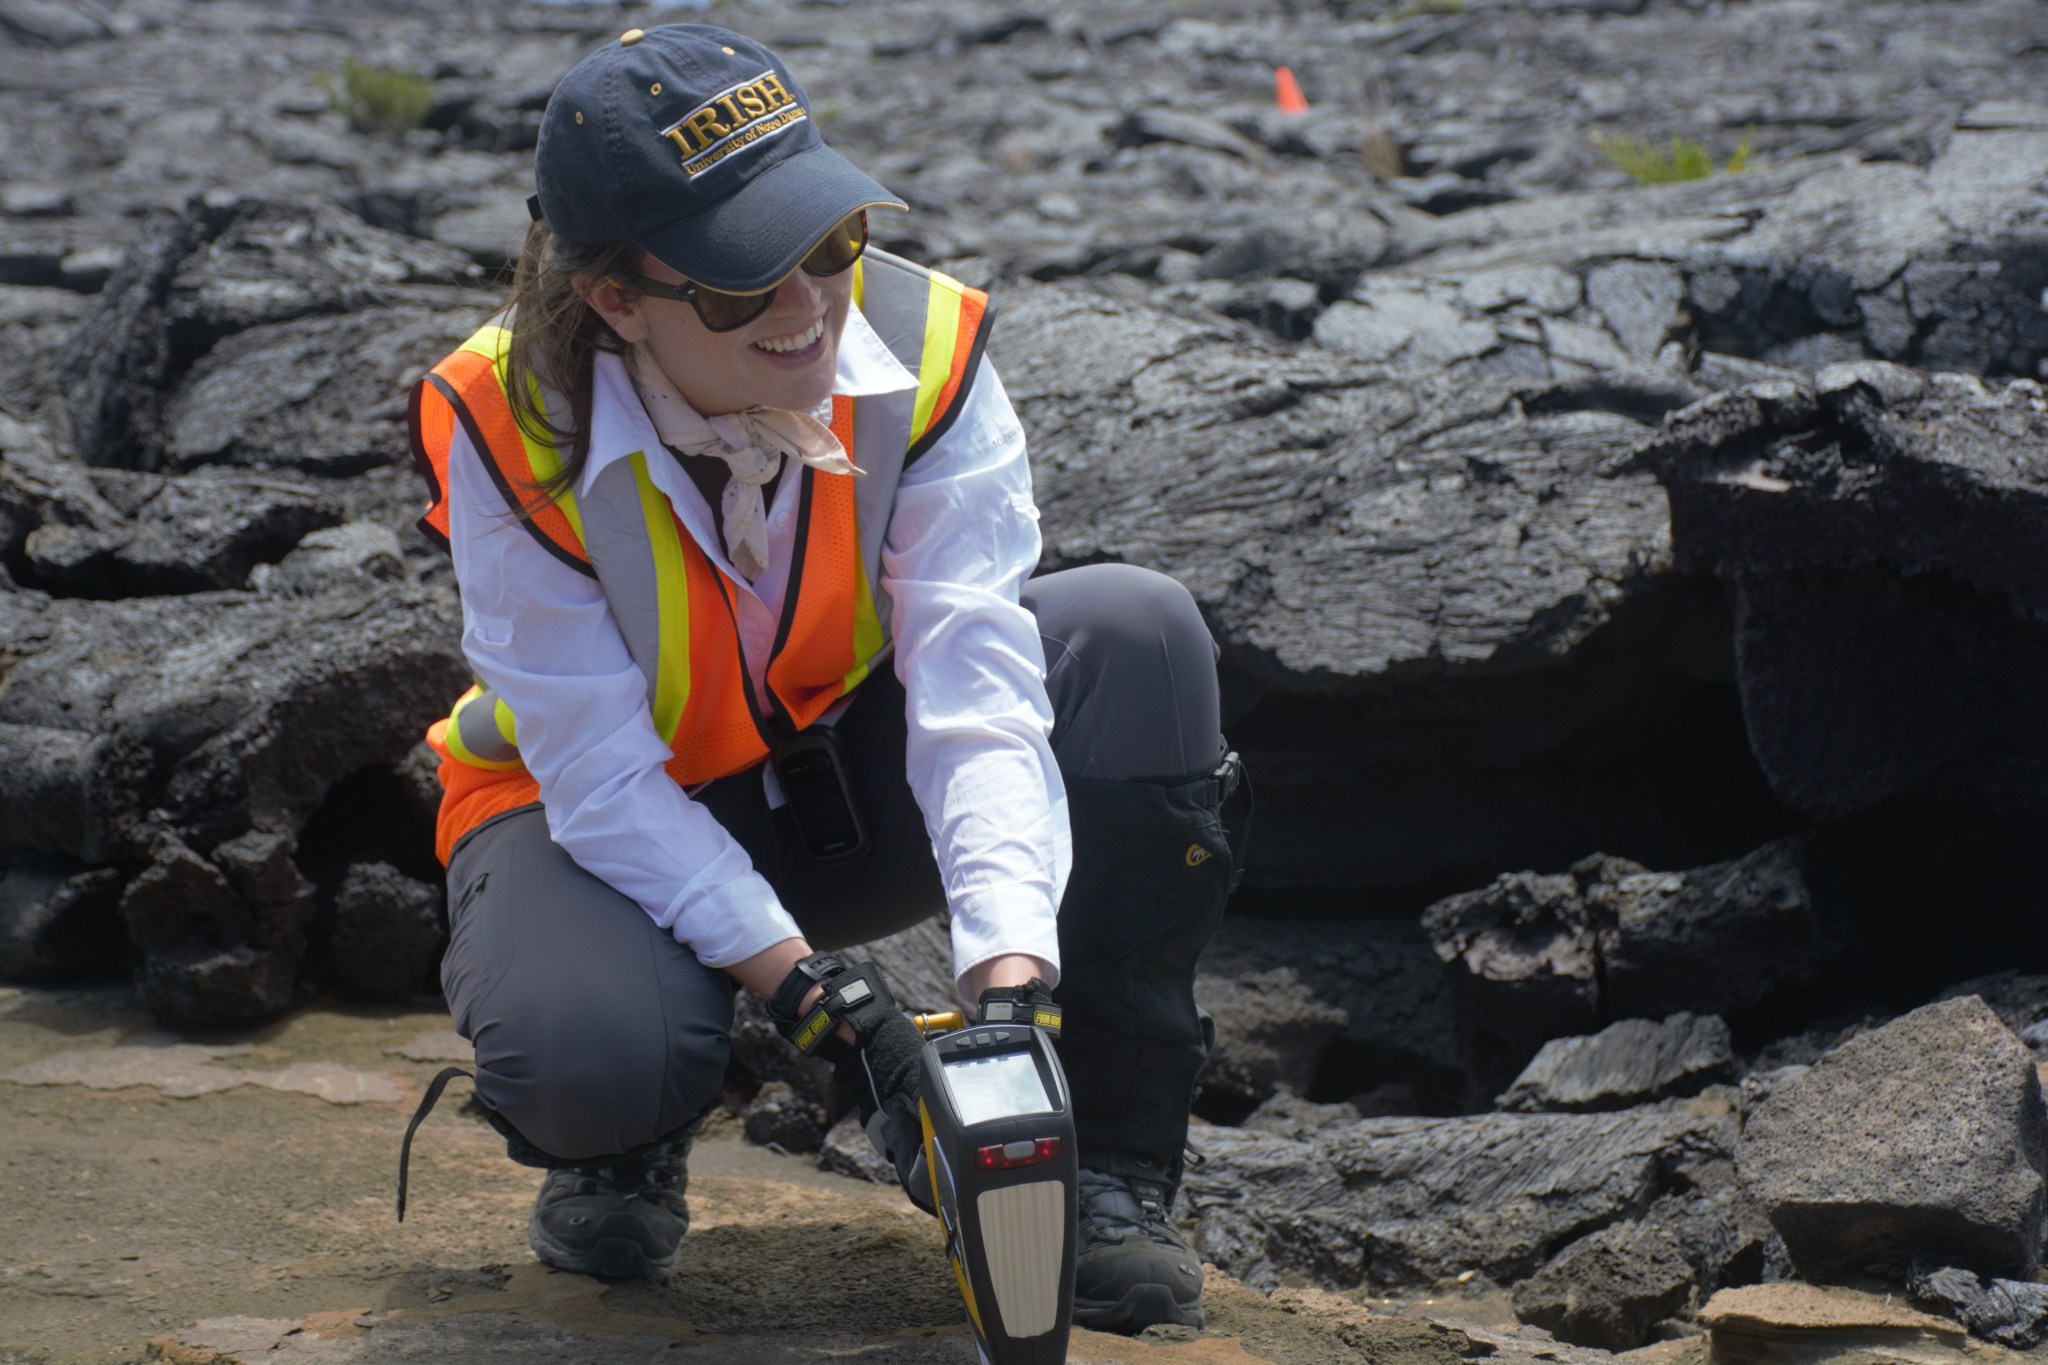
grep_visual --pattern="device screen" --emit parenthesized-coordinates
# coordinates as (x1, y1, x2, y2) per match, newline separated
(941, 1049, 1054, 1127)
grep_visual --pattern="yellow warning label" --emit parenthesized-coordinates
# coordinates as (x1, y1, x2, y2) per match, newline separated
(793, 1009, 830, 1053)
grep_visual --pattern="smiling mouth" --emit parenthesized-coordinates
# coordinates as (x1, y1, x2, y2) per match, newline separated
(753, 318, 825, 354)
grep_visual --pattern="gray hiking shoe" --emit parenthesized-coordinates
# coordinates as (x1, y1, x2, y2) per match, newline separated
(1071, 1164, 1205, 1333)
(527, 1137, 691, 1281)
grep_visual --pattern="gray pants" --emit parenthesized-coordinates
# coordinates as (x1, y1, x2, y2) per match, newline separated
(442, 563, 1227, 1164)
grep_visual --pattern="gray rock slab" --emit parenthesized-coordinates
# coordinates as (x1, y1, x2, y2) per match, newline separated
(1457, 265, 1582, 316)
(817, 1111, 899, 1188)
(0, 182, 73, 218)
(1701, 1283, 1966, 1359)
(1498, 1012, 1734, 1113)
(430, 198, 531, 265)
(1004, 280, 1674, 675)
(1186, 1103, 1736, 1291)
(3, 1040, 402, 1103)
(1737, 995, 2048, 1279)
(5, 453, 345, 596)
(1240, 1091, 1369, 1142)
(249, 522, 409, 598)
(1585, 261, 1686, 359)
(0, 0, 109, 47)
(1311, 298, 1413, 363)
(162, 305, 483, 475)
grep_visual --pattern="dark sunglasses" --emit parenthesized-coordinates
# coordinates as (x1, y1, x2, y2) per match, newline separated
(609, 211, 869, 333)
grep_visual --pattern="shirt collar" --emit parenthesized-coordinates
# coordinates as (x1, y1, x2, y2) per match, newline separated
(581, 301, 916, 493)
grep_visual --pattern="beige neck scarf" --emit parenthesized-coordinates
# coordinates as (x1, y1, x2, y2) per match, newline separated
(627, 344, 862, 581)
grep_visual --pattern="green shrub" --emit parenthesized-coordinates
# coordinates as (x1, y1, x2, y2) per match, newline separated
(323, 58, 435, 135)
(1593, 126, 1755, 185)
(1386, 0, 1467, 17)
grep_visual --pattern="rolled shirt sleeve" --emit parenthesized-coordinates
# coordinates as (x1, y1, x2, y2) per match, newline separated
(883, 358, 1071, 998)
(443, 424, 802, 969)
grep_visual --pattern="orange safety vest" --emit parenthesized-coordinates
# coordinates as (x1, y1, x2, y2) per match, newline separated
(409, 249, 993, 863)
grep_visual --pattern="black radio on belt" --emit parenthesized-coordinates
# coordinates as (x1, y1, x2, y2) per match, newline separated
(770, 726, 869, 864)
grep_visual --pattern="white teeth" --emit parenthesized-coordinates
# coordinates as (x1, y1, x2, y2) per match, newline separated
(755, 319, 824, 354)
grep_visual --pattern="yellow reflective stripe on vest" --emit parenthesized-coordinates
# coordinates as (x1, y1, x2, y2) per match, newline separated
(842, 558, 885, 694)
(629, 451, 693, 742)
(445, 685, 523, 771)
(457, 324, 586, 546)
(909, 273, 967, 446)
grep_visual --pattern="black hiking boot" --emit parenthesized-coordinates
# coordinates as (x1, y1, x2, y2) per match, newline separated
(526, 1137, 691, 1281)
(1071, 1163, 1205, 1333)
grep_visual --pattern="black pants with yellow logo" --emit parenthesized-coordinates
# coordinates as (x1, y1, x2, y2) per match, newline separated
(441, 562, 1248, 1180)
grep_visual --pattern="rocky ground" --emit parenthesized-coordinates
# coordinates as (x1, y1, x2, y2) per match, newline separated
(5, 0, 2048, 1359)
(0, 981, 1647, 1365)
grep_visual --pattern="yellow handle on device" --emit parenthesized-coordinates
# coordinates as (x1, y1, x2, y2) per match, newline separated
(912, 1010, 966, 1036)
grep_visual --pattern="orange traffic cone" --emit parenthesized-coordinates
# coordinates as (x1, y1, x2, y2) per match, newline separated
(1275, 66, 1309, 115)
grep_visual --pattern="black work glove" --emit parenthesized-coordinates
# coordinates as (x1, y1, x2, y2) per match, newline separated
(766, 954, 934, 1214)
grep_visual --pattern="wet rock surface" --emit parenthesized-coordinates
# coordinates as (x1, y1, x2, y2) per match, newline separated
(1, 0, 2045, 1357)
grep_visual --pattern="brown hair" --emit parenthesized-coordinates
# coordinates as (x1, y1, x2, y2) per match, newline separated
(500, 220, 645, 509)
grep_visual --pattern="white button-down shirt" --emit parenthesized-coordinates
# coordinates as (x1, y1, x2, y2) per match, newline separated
(443, 304, 1069, 997)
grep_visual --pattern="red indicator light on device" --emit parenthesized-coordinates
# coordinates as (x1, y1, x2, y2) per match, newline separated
(974, 1136, 1062, 1171)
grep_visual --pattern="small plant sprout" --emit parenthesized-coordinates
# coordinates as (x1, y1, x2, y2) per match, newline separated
(1593, 125, 1757, 185)
(1387, 0, 1468, 18)
(321, 58, 436, 136)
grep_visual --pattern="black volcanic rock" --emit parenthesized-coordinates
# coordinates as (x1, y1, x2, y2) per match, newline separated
(1424, 840, 1836, 1089)
(1512, 1220, 1696, 1350)
(330, 860, 443, 998)
(1186, 1103, 1741, 1292)
(1633, 370, 2048, 821)
(1497, 1013, 1735, 1114)
(0, 0, 2039, 1064)
(0, 857, 123, 981)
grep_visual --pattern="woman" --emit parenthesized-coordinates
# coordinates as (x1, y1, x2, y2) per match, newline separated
(403, 24, 1247, 1335)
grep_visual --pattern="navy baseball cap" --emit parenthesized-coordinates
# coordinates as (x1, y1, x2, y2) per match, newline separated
(531, 24, 904, 293)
